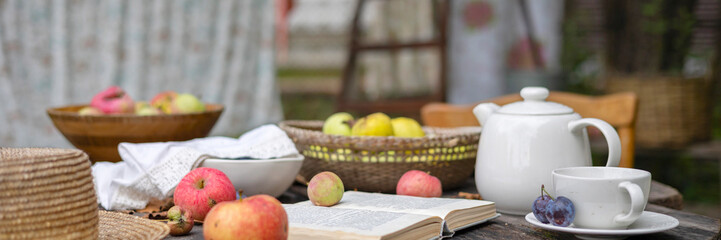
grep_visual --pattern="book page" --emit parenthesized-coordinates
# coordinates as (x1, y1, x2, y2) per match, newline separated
(284, 203, 443, 240)
(327, 191, 494, 220)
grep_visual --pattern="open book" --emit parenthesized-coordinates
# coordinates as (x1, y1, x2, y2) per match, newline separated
(284, 191, 499, 240)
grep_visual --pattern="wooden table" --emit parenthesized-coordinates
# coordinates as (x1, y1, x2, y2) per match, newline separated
(450, 204, 720, 239)
(166, 179, 719, 240)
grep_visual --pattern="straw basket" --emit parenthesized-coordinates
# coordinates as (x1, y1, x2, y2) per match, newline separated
(0, 148, 99, 239)
(607, 75, 712, 149)
(279, 120, 481, 193)
(47, 104, 223, 163)
(0, 148, 170, 240)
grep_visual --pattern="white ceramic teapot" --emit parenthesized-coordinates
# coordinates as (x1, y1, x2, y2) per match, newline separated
(473, 87, 621, 215)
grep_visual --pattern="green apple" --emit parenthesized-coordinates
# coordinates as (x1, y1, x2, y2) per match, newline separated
(322, 112, 354, 136)
(171, 94, 205, 113)
(307, 171, 344, 207)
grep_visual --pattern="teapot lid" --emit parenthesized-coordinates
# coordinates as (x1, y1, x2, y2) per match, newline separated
(497, 87, 574, 115)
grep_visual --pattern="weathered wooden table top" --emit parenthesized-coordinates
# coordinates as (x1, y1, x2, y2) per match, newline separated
(166, 179, 719, 240)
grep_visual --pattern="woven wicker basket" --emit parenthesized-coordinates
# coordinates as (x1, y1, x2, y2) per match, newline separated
(0, 148, 171, 240)
(0, 148, 99, 240)
(607, 75, 712, 149)
(279, 120, 481, 193)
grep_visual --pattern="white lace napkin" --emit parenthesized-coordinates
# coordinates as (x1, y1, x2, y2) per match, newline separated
(91, 124, 299, 210)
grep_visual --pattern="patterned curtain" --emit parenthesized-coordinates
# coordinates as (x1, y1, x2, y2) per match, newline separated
(447, 0, 564, 104)
(0, 0, 282, 147)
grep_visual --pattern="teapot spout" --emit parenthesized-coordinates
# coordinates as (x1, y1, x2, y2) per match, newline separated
(473, 103, 500, 126)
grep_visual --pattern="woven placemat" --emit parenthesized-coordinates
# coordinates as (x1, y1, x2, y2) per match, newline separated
(98, 211, 169, 240)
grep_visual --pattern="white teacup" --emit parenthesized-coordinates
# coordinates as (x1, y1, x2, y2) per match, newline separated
(552, 167, 651, 229)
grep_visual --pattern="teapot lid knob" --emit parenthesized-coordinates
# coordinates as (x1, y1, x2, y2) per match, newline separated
(521, 87, 549, 101)
(497, 86, 573, 115)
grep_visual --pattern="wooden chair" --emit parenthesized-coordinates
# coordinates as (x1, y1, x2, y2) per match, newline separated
(421, 91, 639, 168)
(336, 0, 449, 119)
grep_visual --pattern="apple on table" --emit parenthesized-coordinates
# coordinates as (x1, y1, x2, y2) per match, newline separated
(203, 194, 289, 240)
(167, 206, 194, 236)
(173, 167, 237, 221)
(307, 171, 344, 207)
(396, 170, 443, 198)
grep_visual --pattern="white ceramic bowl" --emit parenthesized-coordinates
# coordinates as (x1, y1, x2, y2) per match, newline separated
(199, 154, 304, 197)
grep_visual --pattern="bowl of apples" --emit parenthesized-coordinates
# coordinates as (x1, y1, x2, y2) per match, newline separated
(279, 112, 482, 193)
(47, 86, 224, 163)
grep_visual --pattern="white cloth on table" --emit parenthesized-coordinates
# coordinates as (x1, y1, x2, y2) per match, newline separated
(91, 124, 299, 210)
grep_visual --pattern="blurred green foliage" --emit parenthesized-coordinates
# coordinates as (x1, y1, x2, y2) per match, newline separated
(277, 68, 341, 79)
(281, 93, 336, 121)
(638, 152, 720, 204)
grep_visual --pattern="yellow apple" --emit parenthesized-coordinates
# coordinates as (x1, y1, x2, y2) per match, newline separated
(351, 112, 394, 136)
(78, 106, 102, 115)
(391, 117, 425, 137)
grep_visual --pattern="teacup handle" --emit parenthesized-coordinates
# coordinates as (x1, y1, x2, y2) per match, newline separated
(568, 118, 621, 167)
(613, 181, 645, 225)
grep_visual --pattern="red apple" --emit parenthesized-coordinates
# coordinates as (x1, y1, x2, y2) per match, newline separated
(89, 86, 135, 114)
(203, 194, 288, 240)
(396, 170, 442, 197)
(167, 206, 194, 236)
(174, 167, 236, 221)
(307, 171, 344, 206)
(150, 91, 178, 114)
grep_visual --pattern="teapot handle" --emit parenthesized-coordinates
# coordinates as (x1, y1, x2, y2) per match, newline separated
(568, 118, 621, 167)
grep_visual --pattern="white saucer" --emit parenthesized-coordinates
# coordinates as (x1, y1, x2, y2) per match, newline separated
(524, 211, 679, 240)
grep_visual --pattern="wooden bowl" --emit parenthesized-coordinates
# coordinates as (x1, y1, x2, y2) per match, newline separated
(47, 104, 223, 163)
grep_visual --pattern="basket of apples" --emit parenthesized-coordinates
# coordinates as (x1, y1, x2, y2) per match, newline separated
(279, 112, 481, 193)
(47, 86, 223, 163)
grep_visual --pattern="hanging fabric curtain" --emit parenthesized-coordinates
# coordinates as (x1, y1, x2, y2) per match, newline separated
(0, 0, 282, 147)
(447, 0, 564, 104)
